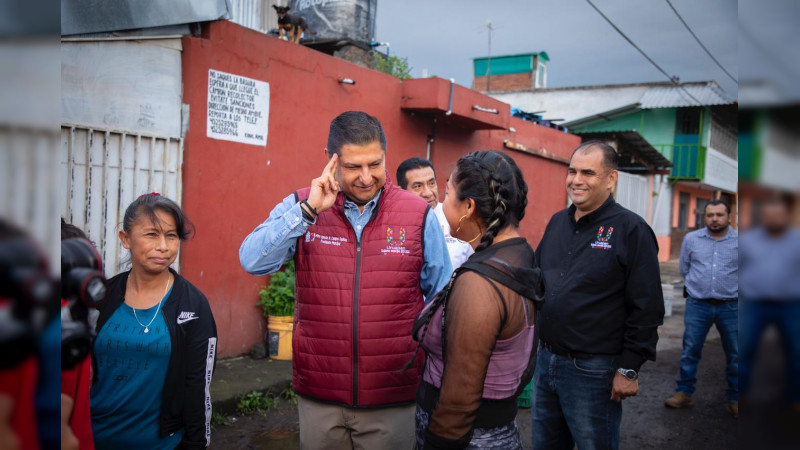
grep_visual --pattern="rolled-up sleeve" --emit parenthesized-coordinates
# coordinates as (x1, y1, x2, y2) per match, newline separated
(420, 209, 453, 301)
(239, 194, 314, 276)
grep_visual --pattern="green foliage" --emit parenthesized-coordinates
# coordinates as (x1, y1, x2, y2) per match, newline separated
(211, 411, 227, 429)
(376, 54, 412, 80)
(236, 390, 277, 415)
(282, 387, 298, 405)
(257, 260, 295, 317)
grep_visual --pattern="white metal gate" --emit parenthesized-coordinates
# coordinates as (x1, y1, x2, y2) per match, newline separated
(616, 171, 649, 222)
(60, 125, 184, 277)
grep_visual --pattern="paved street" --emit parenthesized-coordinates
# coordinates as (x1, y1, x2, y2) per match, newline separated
(516, 295, 736, 449)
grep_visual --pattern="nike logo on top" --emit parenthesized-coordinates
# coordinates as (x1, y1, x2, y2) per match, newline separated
(177, 311, 199, 325)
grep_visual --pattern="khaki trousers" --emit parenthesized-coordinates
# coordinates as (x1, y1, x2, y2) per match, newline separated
(297, 396, 415, 450)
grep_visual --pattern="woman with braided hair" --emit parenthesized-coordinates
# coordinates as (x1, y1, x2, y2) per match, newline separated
(412, 150, 545, 449)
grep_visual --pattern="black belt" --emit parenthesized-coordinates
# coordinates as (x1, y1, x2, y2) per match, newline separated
(540, 340, 593, 360)
(698, 298, 738, 306)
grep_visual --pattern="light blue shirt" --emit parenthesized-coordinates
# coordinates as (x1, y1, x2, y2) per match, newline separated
(239, 190, 452, 301)
(739, 227, 800, 300)
(680, 226, 738, 299)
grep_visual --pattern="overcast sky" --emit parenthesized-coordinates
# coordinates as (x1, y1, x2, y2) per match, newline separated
(375, 0, 739, 98)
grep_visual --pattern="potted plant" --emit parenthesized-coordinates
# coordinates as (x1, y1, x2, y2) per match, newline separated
(257, 260, 295, 360)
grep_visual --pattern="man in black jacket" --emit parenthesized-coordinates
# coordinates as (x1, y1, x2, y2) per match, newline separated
(531, 141, 665, 449)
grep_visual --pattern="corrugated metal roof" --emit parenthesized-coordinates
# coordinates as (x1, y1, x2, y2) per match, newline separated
(573, 130, 673, 171)
(638, 82, 735, 108)
(62, 0, 230, 36)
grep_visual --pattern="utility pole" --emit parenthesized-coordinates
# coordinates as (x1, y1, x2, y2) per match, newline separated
(486, 20, 494, 92)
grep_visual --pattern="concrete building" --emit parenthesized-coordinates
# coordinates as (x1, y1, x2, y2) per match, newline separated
(473, 52, 549, 92)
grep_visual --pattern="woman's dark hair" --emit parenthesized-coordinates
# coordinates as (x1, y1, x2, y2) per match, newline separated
(122, 193, 194, 240)
(61, 218, 88, 241)
(451, 150, 528, 252)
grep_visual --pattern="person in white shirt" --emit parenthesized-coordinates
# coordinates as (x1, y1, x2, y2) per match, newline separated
(397, 157, 474, 269)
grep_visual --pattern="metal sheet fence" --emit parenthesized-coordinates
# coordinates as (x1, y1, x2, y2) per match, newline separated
(229, 0, 281, 34)
(616, 171, 650, 222)
(0, 129, 60, 273)
(60, 125, 184, 277)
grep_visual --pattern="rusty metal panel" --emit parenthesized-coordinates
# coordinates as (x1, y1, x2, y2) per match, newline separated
(61, 126, 184, 277)
(61, 40, 183, 138)
(227, 0, 283, 34)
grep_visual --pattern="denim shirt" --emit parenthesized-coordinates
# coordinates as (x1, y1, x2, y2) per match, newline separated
(680, 226, 738, 299)
(239, 190, 452, 301)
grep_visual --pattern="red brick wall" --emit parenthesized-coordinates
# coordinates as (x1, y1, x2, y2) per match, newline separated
(473, 73, 532, 92)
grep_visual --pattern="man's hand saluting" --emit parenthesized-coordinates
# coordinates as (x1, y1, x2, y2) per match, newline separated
(306, 154, 340, 216)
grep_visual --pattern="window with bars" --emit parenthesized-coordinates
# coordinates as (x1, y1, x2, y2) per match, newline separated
(675, 108, 701, 135)
(678, 191, 690, 230)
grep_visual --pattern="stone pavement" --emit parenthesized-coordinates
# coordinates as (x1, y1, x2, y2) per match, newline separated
(210, 356, 292, 415)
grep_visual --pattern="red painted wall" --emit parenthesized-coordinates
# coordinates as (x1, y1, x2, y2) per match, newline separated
(180, 21, 580, 358)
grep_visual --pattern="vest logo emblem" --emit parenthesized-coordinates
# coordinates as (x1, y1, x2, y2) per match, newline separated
(382, 226, 410, 255)
(590, 226, 614, 250)
(386, 226, 406, 247)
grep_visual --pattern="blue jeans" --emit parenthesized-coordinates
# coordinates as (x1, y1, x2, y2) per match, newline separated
(740, 300, 800, 403)
(531, 346, 621, 450)
(676, 297, 739, 402)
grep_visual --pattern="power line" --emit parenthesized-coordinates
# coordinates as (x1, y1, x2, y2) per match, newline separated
(584, 0, 703, 106)
(665, 0, 737, 84)
(738, 20, 799, 83)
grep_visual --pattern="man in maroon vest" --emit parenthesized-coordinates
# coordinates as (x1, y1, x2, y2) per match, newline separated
(240, 111, 452, 449)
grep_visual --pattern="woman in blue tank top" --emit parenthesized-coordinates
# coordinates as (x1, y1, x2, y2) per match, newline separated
(91, 194, 217, 449)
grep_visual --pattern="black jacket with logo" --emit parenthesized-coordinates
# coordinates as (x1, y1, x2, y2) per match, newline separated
(93, 268, 218, 448)
(535, 196, 664, 371)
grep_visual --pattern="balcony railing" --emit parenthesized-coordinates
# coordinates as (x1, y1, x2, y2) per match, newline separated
(653, 144, 706, 180)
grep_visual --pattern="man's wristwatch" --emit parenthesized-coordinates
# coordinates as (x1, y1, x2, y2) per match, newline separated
(617, 368, 638, 381)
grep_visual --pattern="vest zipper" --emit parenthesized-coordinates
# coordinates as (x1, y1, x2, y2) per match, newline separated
(351, 195, 381, 407)
(353, 241, 362, 406)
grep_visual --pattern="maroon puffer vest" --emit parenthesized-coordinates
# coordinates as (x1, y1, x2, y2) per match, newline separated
(293, 179, 428, 407)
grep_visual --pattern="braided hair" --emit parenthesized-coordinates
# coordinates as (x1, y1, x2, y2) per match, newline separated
(451, 150, 528, 251)
(405, 151, 528, 370)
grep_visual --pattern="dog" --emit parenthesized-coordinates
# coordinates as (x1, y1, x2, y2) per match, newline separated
(273, 5, 316, 44)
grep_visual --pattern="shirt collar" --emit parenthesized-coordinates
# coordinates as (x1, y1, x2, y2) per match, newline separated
(699, 225, 736, 241)
(569, 195, 616, 225)
(343, 190, 382, 213)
